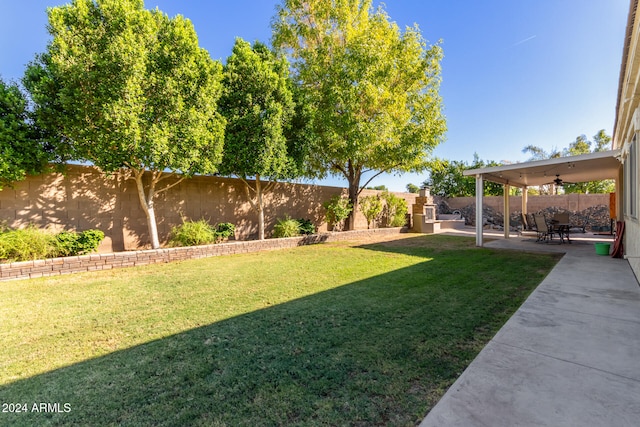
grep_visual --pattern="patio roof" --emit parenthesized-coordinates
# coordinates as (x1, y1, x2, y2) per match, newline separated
(462, 150, 622, 188)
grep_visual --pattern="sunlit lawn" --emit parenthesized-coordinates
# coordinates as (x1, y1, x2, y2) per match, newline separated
(0, 235, 560, 426)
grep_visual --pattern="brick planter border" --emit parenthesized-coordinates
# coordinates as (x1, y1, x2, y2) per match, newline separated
(0, 228, 407, 282)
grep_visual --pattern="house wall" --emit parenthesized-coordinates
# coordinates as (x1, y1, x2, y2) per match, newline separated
(626, 161, 640, 277)
(612, 0, 640, 279)
(0, 165, 417, 252)
(622, 133, 640, 278)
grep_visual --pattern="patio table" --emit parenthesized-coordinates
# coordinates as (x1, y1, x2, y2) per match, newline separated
(552, 222, 572, 244)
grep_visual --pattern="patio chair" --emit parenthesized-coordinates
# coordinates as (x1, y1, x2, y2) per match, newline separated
(533, 214, 555, 242)
(552, 212, 570, 224)
(520, 212, 534, 231)
(519, 212, 537, 237)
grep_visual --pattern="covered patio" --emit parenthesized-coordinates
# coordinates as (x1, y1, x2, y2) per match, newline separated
(462, 150, 623, 246)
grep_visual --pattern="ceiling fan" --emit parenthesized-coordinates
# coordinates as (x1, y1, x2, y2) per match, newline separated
(547, 174, 574, 186)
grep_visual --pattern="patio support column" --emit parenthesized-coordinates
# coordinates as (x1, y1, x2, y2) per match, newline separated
(616, 167, 623, 221)
(522, 187, 528, 216)
(475, 174, 483, 247)
(504, 184, 510, 239)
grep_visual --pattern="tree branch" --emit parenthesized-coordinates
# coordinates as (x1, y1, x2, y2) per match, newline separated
(154, 174, 185, 196)
(357, 165, 402, 197)
(237, 176, 257, 196)
(331, 162, 348, 177)
(239, 176, 258, 211)
(264, 180, 276, 193)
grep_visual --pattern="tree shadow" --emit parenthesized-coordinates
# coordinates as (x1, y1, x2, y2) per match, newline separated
(1, 166, 369, 250)
(220, 179, 343, 239)
(0, 239, 532, 426)
(154, 176, 341, 241)
(4, 165, 140, 252)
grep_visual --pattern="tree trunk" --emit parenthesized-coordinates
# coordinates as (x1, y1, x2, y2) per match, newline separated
(145, 205, 161, 249)
(241, 175, 267, 240)
(342, 159, 361, 231)
(255, 175, 265, 240)
(133, 171, 161, 249)
(346, 180, 359, 231)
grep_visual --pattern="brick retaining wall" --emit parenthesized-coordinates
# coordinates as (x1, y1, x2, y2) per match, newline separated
(0, 227, 407, 282)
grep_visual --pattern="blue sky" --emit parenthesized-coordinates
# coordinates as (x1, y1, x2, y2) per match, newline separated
(0, 0, 630, 191)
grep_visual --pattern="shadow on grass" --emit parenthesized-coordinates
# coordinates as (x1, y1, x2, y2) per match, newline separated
(0, 236, 556, 426)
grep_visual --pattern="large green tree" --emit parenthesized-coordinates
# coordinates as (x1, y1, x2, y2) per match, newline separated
(0, 79, 49, 189)
(424, 158, 472, 197)
(219, 38, 301, 240)
(405, 183, 420, 194)
(24, 0, 225, 248)
(521, 145, 561, 161)
(562, 130, 615, 194)
(521, 130, 614, 195)
(272, 0, 446, 229)
(593, 129, 612, 152)
(521, 144, 562, 195)
(423, 154, 503, 197)
(563, 134, 591, 157)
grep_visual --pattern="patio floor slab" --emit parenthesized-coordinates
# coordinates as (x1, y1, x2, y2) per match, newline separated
(420, 234, 640, 427)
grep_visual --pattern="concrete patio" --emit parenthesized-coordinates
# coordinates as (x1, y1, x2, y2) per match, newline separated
(420, 230, 640, 426)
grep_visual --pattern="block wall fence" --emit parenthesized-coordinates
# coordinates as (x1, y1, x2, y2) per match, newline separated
(0, 165, 417, 252)
(441, 194, 610, 214)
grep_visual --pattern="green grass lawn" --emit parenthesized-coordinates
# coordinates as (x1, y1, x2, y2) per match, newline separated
(0, 235, 560, 426)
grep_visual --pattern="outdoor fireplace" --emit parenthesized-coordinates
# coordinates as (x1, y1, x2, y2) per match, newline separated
(414, 186, 437, 220)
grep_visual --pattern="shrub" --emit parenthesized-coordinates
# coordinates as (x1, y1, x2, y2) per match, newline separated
(273, 216, 300, 238)
(359, 195, 383, 229)
(169, 220, 216, 247)
(74, 229, 105, 255)
(54, 231, 79, 257)
(323, 195, 353, 231)
(296, 218, 316, 235)
(0, 225, 56, 262)
(54, 229, 105, 257)
(168, 220, 236, 246)
(0, 227, 105, 262)
(381, 191, 408, 227)
(215, 222, 236, 242)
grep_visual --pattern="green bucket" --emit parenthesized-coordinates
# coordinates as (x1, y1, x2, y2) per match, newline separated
(594, 242, 611, 256)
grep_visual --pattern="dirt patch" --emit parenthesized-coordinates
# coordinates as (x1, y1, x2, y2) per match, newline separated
(332, 232, 479, 251)
(332, 232, 423, 246)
